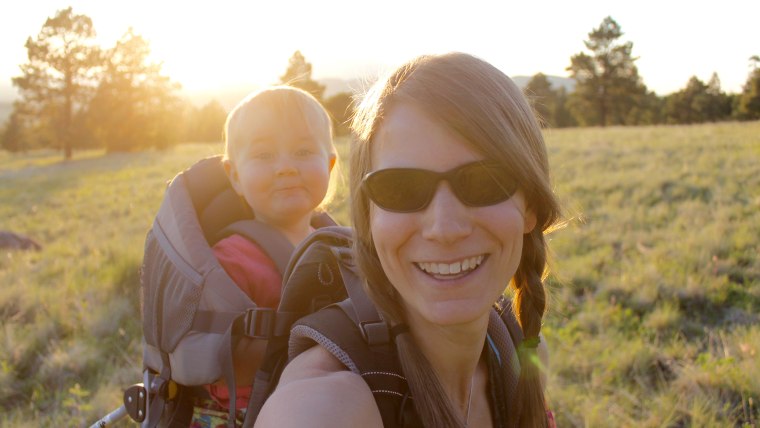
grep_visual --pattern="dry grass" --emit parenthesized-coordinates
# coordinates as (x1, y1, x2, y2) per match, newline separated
(1, 122, 758, 426)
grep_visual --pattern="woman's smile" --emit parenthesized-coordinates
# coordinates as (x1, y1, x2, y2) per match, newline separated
(414, 254, 486, 277)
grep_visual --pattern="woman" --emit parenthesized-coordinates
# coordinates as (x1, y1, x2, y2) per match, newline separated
(255, 52, 561, 428)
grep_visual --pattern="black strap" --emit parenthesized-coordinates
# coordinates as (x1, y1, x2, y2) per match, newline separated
(331, 250, 389, 347)
(219, 312, 246, 428)
(191, 309, 303, 339)
(486, 340, 510, 428)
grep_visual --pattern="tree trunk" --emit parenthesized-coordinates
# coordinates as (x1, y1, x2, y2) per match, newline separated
(63, 69, 73, 160)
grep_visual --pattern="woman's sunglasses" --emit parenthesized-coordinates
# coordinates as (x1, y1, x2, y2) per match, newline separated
(362, 161, 518, 213)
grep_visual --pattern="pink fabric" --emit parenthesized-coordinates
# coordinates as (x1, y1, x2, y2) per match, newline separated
(205, 234, 284, 410)
(212, 234, 283, 308)
(547, 409, 557, 428)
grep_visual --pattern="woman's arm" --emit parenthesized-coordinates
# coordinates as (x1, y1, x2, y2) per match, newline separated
(254, 344, 384, 428)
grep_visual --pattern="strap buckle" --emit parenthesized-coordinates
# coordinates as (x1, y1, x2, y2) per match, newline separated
(360, 320, 390, 347)
(243, 307, 276, 339)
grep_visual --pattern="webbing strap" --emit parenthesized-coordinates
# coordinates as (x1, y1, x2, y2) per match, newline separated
(191, 309, 303, 340)
(331, 249, 389, 347)
(218, 313, 245, 428)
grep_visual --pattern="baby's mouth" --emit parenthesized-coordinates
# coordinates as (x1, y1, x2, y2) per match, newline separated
(414, 255, 485, 278)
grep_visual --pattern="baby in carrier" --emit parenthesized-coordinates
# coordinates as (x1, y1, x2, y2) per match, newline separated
(192, 86, 338, 425)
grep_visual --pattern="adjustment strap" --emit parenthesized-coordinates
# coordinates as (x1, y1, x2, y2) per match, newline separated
(219, 313, 245, 428)
(242, 308, 303, 339)
(331, 247, 389, 346)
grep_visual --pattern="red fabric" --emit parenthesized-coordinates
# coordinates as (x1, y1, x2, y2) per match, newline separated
(547, 409, 557, 428)
(212, 234, 283, 308)
(205, 234, 284, 410)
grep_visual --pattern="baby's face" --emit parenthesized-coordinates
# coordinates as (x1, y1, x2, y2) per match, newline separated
(228, 108, 333, 229)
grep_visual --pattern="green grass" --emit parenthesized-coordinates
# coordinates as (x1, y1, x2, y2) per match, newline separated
(1, 122, 759, 427)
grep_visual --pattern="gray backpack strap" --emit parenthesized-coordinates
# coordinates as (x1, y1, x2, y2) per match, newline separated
(212, 220, 294, 428)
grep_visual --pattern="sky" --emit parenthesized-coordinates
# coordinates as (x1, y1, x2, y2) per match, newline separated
(1, 0, 759, 102)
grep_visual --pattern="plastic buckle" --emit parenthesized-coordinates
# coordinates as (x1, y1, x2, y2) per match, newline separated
(493, 294, 508, 315)
(244, 308, 276, 339)
(360, 320, 390, 347)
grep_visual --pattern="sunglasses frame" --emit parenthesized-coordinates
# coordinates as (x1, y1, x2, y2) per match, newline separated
(362, 161, 517, 213)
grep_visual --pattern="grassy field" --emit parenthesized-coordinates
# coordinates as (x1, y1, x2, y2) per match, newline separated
(0, 121, 758, 427)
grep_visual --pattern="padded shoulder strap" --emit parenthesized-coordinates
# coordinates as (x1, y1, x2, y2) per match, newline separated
(489, 295, 524, 427)
(290, 304, 420, 428)
(494, 294, 524, 348)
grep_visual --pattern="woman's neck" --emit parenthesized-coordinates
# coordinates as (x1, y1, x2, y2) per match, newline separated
(406, 310, 489, 412)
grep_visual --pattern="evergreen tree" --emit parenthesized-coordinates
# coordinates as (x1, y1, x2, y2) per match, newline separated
(553, 87, 577, 128)
(185, 100, 227, 143)
(88, 28, 182, 152)
(524, 73, 555, 127)
(704, 73, 732, 121)
(737, 55, 760, 120)
(323, 91, 355, 136)
(12, 7, 101, 159)
(566, 16, 647, 126)
(664, 74, 732, 124)
(1, 108, 27, 153)
(279, 51, 326, 100)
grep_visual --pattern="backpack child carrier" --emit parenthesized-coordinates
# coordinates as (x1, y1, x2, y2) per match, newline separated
(137, 155, 336, 427)
(128, 155, 527, 428)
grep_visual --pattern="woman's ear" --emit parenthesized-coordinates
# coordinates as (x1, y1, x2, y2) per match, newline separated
(223, 159, 244, 196)
(524, 206, 537, 235)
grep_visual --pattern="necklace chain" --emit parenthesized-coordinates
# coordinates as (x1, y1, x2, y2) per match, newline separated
(464, 372, 474, 427)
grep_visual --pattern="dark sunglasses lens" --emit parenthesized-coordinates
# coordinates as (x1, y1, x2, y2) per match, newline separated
(454, 164, 516, 206)
(365, 169, 434, 212)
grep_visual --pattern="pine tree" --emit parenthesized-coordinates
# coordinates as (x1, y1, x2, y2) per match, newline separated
(524, 73, 556, 128)
(279, 51, 326, 100)
(12, 7, 101, 159)
(88, 28, 182, 151)
(737, 55, 760, 120)
(566, 17, 647, 126)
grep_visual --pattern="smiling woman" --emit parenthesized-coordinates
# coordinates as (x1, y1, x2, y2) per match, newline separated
(255, 52, 562, 428)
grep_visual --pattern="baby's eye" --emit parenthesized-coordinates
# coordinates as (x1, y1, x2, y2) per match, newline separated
(295, 147, 317, 157)
(294, 140, 319, 157)
(251, 151, 274, 160)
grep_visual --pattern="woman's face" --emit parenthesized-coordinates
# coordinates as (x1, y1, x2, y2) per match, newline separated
(369, 102, 536, 328)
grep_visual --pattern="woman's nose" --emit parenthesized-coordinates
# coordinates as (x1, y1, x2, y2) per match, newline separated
(420, 183, 472, 244)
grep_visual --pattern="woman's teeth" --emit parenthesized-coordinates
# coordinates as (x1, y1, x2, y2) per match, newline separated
(416, 255, 484, 275)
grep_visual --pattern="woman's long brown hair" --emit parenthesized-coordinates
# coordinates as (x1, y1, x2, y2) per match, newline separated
(350, 52, 561, 428)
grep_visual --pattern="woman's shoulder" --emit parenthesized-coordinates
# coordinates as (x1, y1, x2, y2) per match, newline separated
(254, 344, 384, 428)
